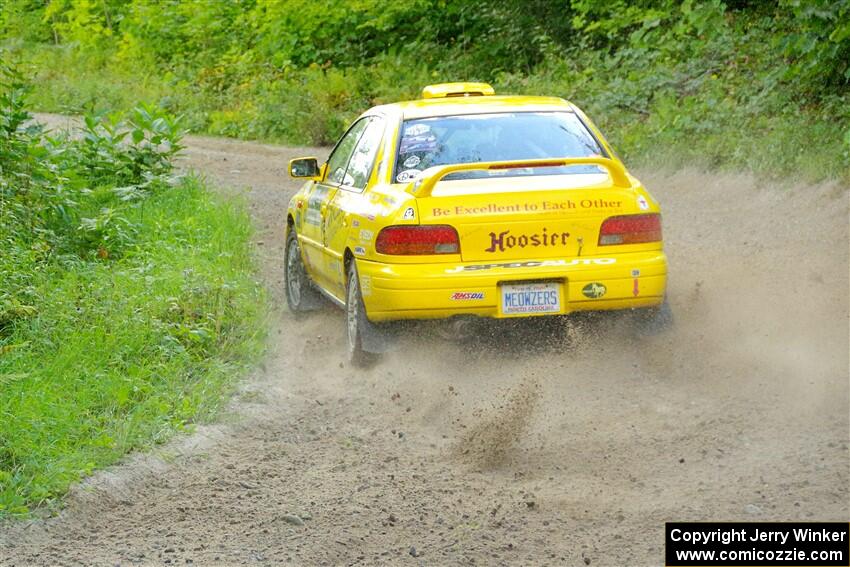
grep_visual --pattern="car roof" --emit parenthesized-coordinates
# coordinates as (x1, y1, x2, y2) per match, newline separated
(370, 95, 574, 120)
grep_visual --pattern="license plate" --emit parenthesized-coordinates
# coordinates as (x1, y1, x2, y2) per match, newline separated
(500, 281, 562, 316)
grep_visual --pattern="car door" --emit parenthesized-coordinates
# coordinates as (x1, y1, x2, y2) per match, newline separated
(300, 117, 370, 290)
(322, 116, 386, 297)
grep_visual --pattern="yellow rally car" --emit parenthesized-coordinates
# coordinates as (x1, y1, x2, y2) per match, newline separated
(285, 82, 670, 364)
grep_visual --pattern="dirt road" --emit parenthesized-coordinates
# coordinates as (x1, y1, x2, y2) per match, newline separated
(2, 118, 848, 566)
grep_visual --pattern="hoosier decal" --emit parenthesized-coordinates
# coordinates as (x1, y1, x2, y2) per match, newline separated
(485, 228, 569, 253)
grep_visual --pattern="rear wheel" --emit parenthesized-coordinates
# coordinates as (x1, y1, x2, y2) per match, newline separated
(346, 262, 379, 367)
(284, 229, 320, 314)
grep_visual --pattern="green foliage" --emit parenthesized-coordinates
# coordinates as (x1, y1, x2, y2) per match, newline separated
(491, 1, 850, 177)
(0, 0, 55, 43)
(0, 64, 265, 516)
(1, 1, 849, 177)
(779, 0, 850, 88)
(78, 104, 185, 189)
(1, 63, 186, 259)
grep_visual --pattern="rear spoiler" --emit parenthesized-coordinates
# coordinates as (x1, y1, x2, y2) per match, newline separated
(406, 157, 631, 198)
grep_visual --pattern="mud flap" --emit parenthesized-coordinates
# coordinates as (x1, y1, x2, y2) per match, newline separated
(359, 317, 395, 354)
(298, 283, 325, 311)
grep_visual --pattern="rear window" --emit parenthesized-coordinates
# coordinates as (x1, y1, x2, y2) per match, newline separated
(393, 112, 606, 183)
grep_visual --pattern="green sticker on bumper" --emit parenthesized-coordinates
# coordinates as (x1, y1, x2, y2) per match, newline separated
(582, 282, 607, 299)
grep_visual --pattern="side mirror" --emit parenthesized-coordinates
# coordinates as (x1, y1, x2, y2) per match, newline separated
(289, 157, 322, 179)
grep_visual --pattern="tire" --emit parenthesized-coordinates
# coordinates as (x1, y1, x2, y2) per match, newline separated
(284, 229, 320, 314)
(346, 261, 379, 367)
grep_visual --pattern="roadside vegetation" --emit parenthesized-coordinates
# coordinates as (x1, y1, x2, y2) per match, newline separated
(0, 63, 265, 516)
(1, 0, 848, 180)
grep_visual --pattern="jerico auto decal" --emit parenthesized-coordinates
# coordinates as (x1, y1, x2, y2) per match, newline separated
(445, 258, 616, 273)
(485, 228, 569, 253)
(450, 291, 485, 300)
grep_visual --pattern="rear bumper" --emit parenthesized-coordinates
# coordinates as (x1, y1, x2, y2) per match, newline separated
(357, 251, 667, 321)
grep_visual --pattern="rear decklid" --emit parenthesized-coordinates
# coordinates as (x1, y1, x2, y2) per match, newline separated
(409, 159, 645, 262)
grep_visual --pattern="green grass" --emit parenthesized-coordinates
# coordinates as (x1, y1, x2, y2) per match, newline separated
(0, 176, 265, 516)
(15, 44, 208, 130)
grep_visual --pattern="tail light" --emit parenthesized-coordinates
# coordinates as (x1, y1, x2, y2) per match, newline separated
(376, 225, 460, 255)
(599, 213, 662, 245)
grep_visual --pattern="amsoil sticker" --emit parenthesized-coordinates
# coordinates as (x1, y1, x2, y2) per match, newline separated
(582, 282, 607, 299)
(485, 228, 569, 253)
(402, 207, 415, 220)
(450, 292, 485, 300)
(637, 195, 650, 210)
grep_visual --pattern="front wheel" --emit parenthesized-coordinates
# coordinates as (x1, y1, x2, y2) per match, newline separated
(346, 262, 379, 367)
(284, 229, 320, 314)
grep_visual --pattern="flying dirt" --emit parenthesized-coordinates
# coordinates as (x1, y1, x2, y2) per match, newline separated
(1, 116, 847, 566)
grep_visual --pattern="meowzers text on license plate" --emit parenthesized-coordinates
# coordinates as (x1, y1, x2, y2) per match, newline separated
(501, 282, 561, 316)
